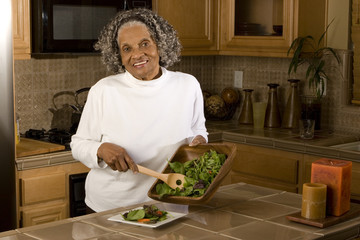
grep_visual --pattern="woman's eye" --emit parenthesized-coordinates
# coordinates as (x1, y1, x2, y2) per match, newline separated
(142, 42, 149, 47)
(122, 46, 130, 52)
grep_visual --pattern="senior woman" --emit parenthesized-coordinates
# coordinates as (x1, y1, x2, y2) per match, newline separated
(70, 8, 208, 213)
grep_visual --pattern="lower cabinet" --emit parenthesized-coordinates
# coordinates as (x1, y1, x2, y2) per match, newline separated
(351, 162, 360, 202)
(17, 162, 89, 227)
(230, 143, 301, 193)
(22, 202, 67, 226)
(228, 142, 360, 202)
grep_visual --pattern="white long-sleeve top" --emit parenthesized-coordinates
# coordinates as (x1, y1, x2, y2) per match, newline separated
(70, 67, 208, 212)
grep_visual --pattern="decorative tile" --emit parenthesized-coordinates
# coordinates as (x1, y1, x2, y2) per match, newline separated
(220, 221, 318, 240)
(19, 221, 112, 240)
(13, 51, 360, 135)
(220, 200, 298, 220)
(182, 209, 258, 233)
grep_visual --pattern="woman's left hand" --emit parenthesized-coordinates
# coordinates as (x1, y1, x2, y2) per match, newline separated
(189, 135, 206, 146)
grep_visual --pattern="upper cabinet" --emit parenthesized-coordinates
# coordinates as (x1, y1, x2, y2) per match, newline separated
(153, 0, 219, 55)
(154, 0, 327, 57)
(219, 0, 327, 57)
(12, 0, 31, 60)
(13, 0, 327, 59)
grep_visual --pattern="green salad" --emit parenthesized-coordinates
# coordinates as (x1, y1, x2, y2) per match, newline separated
(156, 150, 227, 198)
(122, 205, 168, 224)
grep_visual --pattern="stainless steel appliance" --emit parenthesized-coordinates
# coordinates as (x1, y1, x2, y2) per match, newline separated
(0, 0, 17, 231)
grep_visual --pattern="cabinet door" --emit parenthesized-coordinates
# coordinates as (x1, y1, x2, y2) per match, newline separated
(21, 203, 67, 227)
(12, 0, 31, 59)
(20, 172, 66, 206)
(154, 0, 219, 55)
(351, 161, 360, 202)
(219, 0, 326, 57)
(231, 144, 301, 192)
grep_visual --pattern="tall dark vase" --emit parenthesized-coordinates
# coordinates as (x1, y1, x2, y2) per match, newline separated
(282, 79, 301, 129)
(239, 89, 254, 125)
(301, 96, 322, 130)
(265, 83, 281, 128)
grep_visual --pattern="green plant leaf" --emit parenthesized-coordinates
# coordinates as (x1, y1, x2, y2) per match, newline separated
(318, 18, 335, 46)
(287, 21, 340, 100)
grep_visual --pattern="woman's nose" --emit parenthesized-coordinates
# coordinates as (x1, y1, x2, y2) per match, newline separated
(131, 47, 144, 59)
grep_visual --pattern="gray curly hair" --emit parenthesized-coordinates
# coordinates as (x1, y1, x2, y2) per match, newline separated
(94, 8, 182, 74)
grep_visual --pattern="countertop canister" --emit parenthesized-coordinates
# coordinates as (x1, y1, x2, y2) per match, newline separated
(282, 79, 301, 129)
(264, 83, 281, 128)
(239, 89, 254, 125)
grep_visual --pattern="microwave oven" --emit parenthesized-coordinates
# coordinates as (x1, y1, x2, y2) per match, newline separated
(31, 0, 152, 55)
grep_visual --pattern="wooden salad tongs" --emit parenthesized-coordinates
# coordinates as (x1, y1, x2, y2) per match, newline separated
(137, 165, 185, 190)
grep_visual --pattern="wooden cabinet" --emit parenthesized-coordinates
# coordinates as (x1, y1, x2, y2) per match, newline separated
(11, 0, 328, 58)
(230, 144, 360, 202)
(231, 143, 301, 193)
(351, 161, 360, 202)
(154, 0, 327, 57)
(18, 162, 89, 227)
(219, 0, 327, 57)
(12, 0, 31, 60)
(153, 0, 219, 55)
(22, 202, 67, 227)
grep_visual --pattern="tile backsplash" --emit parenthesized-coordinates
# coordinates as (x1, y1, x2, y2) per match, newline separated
(14, 50, 360, 136)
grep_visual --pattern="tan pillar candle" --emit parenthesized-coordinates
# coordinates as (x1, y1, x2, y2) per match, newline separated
(301, 183, 327, 219)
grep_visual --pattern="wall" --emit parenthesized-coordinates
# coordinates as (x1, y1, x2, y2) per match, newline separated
(327, 0, 351, 49)
(14, 56, 111, 132)
(14, 51, 360, 136)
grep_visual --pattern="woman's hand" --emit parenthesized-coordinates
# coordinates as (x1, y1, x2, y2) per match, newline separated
(189, 135, 206, 147)
(97, 142, 138, 173)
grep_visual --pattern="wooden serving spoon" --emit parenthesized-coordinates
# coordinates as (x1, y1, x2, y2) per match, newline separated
(137, 165, 185, 190)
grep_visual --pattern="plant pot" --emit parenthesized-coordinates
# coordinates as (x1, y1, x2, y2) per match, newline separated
(301, 96, 321, 130)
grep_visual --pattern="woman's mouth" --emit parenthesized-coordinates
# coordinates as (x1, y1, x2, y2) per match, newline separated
(133, 60, 148, 68)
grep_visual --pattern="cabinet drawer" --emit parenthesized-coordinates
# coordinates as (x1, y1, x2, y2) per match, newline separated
(231, 173, 298, 193)
(22, 202, 67, 227)
(21, 172, 66, 205)
(233, 145, 300, 184)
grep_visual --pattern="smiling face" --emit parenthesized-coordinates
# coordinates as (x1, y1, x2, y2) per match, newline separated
(117, 22, 161, 80)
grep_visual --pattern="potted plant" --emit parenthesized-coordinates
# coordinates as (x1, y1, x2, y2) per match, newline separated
(287, 23, 341, 129)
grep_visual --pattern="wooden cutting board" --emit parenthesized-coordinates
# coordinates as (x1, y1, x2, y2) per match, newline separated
(16, 138, 66, 158)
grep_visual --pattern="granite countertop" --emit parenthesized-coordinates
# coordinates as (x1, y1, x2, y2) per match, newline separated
(2, 182, 360, 240)
(16, 121, 360, 170)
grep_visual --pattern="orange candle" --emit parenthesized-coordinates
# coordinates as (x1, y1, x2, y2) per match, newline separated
(311, 158, 352, 216)
(301, 183, 327, 219)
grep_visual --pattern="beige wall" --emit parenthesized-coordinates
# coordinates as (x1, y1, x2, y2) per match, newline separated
(327, 0, 351, 49)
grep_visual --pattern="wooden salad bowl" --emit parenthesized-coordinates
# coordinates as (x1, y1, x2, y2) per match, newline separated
(147, 143, 237, 205)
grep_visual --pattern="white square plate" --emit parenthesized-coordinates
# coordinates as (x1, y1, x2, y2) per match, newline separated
(108, 207, 187, 228)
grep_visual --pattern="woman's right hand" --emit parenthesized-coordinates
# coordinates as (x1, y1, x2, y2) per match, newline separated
(97, 142, 138, 173)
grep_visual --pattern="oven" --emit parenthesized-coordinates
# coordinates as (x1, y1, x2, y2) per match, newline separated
(69, 172, 88, 217)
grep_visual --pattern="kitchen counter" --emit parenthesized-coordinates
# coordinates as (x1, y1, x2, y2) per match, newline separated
(206, 120, 360, 162)
(16, 120, 360, 170)
(1, 182, 360, 239)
